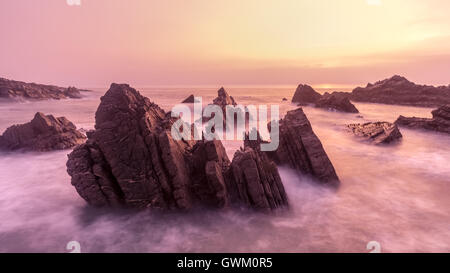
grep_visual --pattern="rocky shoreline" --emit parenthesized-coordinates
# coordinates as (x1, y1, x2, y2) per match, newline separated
(292, 84, 359, 113)
(395, 105, 450, 134)
(0, 77, 88, 101)
(3, 76, 448, 213)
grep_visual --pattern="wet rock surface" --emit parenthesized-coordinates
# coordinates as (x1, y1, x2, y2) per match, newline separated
(0, 112, 86, 151)
(347, 122, 403, 144)
(351, 75, 450, 107)
(395, 105, 450, 134)
(0, 77, 87, 101)
(66, 83, 289, 211)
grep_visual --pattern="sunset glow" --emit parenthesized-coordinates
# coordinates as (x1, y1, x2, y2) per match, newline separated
(1, 0, 450, 87)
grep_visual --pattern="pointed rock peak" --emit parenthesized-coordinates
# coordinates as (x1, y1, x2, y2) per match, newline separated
(374, 75, 412, 86)
(217, 87, 228, 97)
(182, 94, 199, 103)
(389, 75, 409, 82)
(213, 87, 237, 106)
(33, 112, 47, 120)
(292, 84, 322, 104)
(297, 83, 314, 89)
(102, 83, 147, 109)
(32, 112, 53, 127)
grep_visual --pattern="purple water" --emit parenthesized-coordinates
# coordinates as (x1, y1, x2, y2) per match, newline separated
(0, 87, 449, 253)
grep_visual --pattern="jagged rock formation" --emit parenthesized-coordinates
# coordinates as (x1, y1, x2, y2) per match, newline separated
(0, 112, 86, 151)
(291, 84, 359, 113)
(213, 87, 237, 110)
(395, 105, 450, 134)
(227, 147, 288, 210)
(347, 122, 402, 144)
(203, 87, 249, 133)
(351, 75, 450, 107)
(0, 77, 87, 101)
(66, 83, 288, 211)
(250, 108, 340, 185)
(181, 95, 199, 103)
(291, 84, 322, 105)
(316, 93, 359, 113)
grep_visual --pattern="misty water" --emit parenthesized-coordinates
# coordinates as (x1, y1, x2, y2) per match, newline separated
(0, 87, 449, 253)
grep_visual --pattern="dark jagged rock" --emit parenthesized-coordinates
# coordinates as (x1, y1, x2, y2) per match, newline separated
(351, 75, 450, 107)
(0, 77, 87, 101)
(263, 108, 339, 185)
(188, 140, 231, 208)
(316, 93, 359, 113)
(213, 87, 237, 109)
(395, 105, 450, 134)
(291, 84, 322, 105)
(282, 98, 288, 101)
(181, 95, 199, 103)
(291, 84, 359, 113)
(227, 147, 288, 211)
(347, 122, 402, 144)
(67, 83, 288, 211)
(203, 87, 249, 132)
(0, 112, 86, 151)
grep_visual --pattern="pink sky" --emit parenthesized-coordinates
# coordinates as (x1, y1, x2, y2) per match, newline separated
(1, 0, 450, 88)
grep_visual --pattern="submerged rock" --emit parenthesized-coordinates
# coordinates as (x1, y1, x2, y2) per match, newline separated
(347, 122, 402, 144)
(262, 108, 340, 185)
(291, 84, 322, 105)
(67, 83, 288, 211)
(351, 75, 450, 107)
(0, 112, 86, 151)
(316, 93, 359, 113)
(395, 105, 450, 134)
(0, 77, 87, 101)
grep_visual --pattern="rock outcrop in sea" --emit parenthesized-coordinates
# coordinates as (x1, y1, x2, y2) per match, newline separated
(246, 108, 340, 185)
(316, 93, 359, 113)
(351, 75, 450, 107)
(213, 87, 237, 110)
(181, 95, 199, 103)
(66, 83, 288, 211)
(0, 112, 86, 151)
(291, 84, 359, 113)
(395, 105, 450, 134)
(203, 87, 249, 132)
(0, 77, 87, 101)
(291, 84, 322, 105)
(347, 122, 403, 144)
